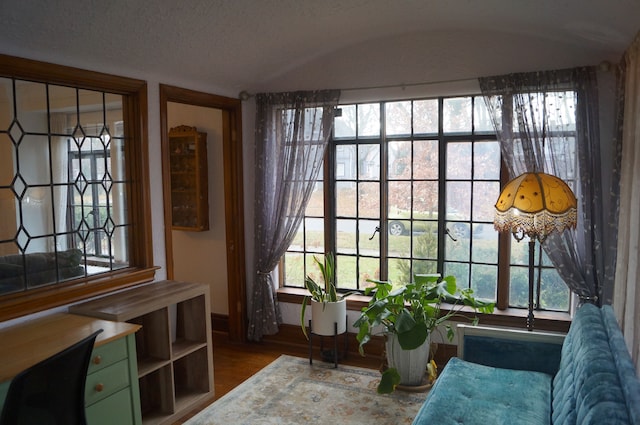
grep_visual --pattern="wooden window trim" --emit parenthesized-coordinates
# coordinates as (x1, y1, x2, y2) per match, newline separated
(0, 54, 156, 322)
(277, 287, 571, 333)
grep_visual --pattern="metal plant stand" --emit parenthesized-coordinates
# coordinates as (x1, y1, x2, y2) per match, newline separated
(308, 317, 348, 368)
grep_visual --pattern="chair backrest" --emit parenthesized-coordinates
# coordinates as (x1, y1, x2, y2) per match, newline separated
(0, 329, 103, 425)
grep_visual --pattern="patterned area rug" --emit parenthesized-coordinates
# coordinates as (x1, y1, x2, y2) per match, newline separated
(185, 354, 429, 425)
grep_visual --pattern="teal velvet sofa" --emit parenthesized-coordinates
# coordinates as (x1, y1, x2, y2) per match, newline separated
(412, 304, 640, 425)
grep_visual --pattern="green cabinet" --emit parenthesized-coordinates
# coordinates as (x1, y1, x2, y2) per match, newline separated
(0, 314, 142, 425)
(85, 334, 142, 425)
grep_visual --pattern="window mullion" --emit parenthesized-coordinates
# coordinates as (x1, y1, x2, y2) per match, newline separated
(379, 102, 389, 281)
(437, 97, 446, 275)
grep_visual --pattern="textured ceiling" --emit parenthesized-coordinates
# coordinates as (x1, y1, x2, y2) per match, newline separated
(0, 0, 638, 94)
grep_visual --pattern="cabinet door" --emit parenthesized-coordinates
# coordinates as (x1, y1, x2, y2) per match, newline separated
(86, 387, 137, 425)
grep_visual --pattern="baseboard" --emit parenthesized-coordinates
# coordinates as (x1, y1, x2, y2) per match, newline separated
(212, 313, 229, 333)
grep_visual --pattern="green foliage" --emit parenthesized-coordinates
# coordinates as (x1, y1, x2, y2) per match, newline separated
(354, 273, 494, 393)
(377, 367, 401, 394)
(300, 252, 353, 339)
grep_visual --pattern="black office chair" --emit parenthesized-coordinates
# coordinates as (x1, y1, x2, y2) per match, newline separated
(0, 329, 103, 425)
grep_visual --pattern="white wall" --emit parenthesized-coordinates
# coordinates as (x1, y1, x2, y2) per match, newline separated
(167, 103, 229, 315)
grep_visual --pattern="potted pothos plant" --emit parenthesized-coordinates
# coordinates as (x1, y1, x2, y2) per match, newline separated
(354, 273, 494, 394)
(300, 252, 352, 339)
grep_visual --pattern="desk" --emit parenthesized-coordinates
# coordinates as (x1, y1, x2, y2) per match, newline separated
(0, 313, 142, 425)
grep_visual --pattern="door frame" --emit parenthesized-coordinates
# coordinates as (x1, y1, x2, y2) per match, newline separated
(159, 84, 247, 342)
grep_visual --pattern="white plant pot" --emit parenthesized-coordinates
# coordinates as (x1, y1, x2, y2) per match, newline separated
(385, 332, 431, 386)
(310, 299, 347, 336)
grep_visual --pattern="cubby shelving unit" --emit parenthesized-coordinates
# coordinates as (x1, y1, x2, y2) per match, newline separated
(70, 280, 213, 425)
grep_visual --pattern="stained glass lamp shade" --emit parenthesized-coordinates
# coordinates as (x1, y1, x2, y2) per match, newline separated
(494, 172, 577, 329)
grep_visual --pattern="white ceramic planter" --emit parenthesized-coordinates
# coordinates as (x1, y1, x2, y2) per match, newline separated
(310, 299, 347, 336)
(385, 333, 430, 386)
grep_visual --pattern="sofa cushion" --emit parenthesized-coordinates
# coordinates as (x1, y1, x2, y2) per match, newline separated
(412, 357, 552, 425)
(601, 305, 640, 424)
(0, 263, 22, 279)
(552, 303, 636, 425)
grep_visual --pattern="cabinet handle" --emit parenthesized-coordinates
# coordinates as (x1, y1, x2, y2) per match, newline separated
(95, 383, 104, 392)
(92, 355, 102, 365)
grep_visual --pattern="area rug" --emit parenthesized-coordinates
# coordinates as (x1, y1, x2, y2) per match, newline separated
(185, 354, 429, 425)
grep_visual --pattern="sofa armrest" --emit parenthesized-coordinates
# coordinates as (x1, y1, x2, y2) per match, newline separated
(457, 324, 566, 375)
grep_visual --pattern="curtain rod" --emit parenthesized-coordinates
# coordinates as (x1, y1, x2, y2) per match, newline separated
(339, 76, 477, 92)
(238, 76, 477, 100)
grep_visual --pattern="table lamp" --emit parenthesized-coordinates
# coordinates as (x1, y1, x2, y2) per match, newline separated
(494, 172, 577, 330)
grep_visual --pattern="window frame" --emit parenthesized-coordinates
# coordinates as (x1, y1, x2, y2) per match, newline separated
(283, 94, 574, 317)
(0, 54, 156, 322)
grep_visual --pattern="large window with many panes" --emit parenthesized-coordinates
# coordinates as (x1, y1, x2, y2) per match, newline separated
(284, 94, 573, 313)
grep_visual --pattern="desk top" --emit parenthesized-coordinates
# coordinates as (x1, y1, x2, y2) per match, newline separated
(0, 313, 140, 382)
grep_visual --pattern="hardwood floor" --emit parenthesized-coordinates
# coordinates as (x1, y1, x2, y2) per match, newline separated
(173, 331, 381, 424)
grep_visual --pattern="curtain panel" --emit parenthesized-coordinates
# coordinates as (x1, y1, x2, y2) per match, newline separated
(247, 90, 340, 341)
(613, 32, 640, 373)
(479, 67, 618, 307)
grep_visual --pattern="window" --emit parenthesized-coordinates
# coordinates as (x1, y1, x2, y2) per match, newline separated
(284, 94, 574, 314)
(67, 122, 127, 268)
(0, 55, 155, 321)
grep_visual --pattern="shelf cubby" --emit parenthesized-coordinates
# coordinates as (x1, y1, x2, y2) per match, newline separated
(173, 347, 211, 412)
(70, 280, 213, 425)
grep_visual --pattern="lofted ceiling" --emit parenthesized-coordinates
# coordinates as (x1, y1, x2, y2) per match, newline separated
(0, 0, 638, 95)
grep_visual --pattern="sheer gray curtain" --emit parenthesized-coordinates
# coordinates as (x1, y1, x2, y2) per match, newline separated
(247, 90, 340, 341)
(480, 67, 617, 306)
(613, 32, 640, 372)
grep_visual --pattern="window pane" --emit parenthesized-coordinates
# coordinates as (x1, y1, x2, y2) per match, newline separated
(545, 91, 576, 132)
(472, 181, 500, 221)
(305, 217, 324, 253)
(539, 268, 570, 311)
(474, 97, 494, 133)
(446, 231, 470, 261)
(443, 97, 472, 133)
(358, 144, 380, 180)
(359, 256, 379, 290)
(471, 264, 497, 300)
(473, 141, 501, 180)
(446, 262, 470, 290)
(446, 182, 471, 221)
(358, 219, 379, 255)
(336, 219, 356, 254)
(336, 254, 357, 289)
(385, 101, 412, 136)
(283, 252, 304, 287)
(388, 141, 412, 179)
(413, 139, 438, 179)
(388, 181, 412, 216)
(306, 182, 324, 216)
(336, 181, 356, 217)
(412, 228, 437, 259)
(509, 265, 529, 307)
(413, 181, 438, 214)
(358, 182, 379, 218)
(335, 144, 355, 179)
(413, 99, 438, 134)
(358, 103, 380, 137)
(447, 142, 472, 179)
(471, 224, 498, 264)
(334, 105, 356, 138)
